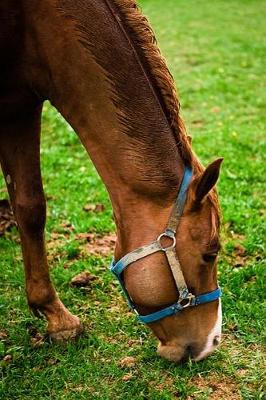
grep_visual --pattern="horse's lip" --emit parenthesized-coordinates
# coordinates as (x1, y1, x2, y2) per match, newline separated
(157, 342, 189, 363)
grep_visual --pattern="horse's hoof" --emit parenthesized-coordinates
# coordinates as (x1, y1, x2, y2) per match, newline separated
(48, 322, 84, 342)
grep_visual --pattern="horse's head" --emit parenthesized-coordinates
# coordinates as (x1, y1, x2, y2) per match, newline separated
(112, 158, 223, 363)
(155, 159, 223, 362)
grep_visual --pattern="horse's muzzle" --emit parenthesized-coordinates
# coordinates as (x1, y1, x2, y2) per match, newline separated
(157, 335, 221, 363)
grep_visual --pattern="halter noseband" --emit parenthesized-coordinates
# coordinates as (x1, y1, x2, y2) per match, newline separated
(110, 167, 221, 324)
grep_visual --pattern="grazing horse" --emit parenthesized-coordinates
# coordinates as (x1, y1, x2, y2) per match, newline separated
(0, 0, 223, 362)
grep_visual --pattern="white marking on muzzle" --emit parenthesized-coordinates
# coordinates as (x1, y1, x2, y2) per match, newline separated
(194, 299, 222, 361)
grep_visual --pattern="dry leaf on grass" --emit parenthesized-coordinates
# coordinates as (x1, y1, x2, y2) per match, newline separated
(0, 331, 8, 340)
(118, 356, 137, 368)
(227, 230, 246, 242)
(71, 271, 97, 287)
(2, 355, 12, 363)
(233, 257, 246, 268)
(232, 243, 248, 268)
(233, 243, 246, 257)
(0, 199, 16, 235)
(27, 325, 46, 347)
(191, 119, 204, 127)
(31, 333, 46, 347)
(122, 373, 134, 381)
(76, 232, 116, 257)
(47, 358, 60, 366)
(60, 221, 75, 232)
(83, 203, 105, 213)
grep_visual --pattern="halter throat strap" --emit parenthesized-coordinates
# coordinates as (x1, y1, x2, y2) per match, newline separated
(110, 166, 221, 323)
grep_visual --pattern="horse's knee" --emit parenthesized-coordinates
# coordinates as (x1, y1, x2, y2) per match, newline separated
(15, 198, 46, 237)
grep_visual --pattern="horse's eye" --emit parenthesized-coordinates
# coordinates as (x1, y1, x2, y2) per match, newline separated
(202, 253, 217, 263)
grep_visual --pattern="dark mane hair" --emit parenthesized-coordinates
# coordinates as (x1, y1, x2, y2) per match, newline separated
(109, 0, 194, 166)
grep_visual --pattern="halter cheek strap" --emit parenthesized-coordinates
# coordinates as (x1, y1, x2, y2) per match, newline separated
(110, 167, 221, 324)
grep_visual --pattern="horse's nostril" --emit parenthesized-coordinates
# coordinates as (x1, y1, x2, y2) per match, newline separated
(185, 345, 196, 360)
(186, 345, 193, 356)
(213, 335, 220, 346)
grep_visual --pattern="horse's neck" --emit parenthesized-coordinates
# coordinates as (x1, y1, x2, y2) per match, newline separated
(26, 0, 185, 253)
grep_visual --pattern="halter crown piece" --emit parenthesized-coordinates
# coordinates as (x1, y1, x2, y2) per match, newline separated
(110, 167, 221, 324)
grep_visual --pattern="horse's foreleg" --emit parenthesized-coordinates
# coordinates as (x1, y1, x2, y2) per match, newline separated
(0, 106, 82, 340)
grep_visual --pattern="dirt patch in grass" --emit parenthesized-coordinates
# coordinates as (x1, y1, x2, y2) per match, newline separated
(46, 232, 116, 262)
(47, 232, 66, 262)
(190, 373, 240, 400)
(77, 232, 116, 257)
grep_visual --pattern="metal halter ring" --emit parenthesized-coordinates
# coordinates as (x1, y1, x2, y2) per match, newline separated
(157, 231, 176, 251)
(178, 293, 195, 308)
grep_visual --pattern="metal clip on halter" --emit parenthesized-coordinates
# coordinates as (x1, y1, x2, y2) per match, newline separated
(110, 166, 221, 324)
(178, 292, 195, 308)
(157, 229, 176, 251)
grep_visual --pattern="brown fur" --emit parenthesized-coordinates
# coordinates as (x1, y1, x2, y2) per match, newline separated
(0, 0, 222, 359)
(106, 0, 220, 231)
(57, 0, 220, 223)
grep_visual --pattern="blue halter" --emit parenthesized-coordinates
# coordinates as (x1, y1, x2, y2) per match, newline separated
(110, 167, 221, 324)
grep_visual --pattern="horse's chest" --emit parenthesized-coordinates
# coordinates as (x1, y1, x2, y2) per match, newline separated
(0, 2, 23, 55)
(0, 4, 33, 120)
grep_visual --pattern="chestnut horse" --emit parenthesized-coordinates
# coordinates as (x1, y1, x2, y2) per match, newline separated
(0, 0, 223, 362)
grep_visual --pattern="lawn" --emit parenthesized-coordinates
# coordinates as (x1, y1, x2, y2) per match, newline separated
(0, 0, 265, 399)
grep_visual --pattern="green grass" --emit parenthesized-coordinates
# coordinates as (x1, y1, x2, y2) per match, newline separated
(0, 0, 265, 398)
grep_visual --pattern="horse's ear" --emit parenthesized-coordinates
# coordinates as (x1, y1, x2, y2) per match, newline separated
(194, 158, 223, 204)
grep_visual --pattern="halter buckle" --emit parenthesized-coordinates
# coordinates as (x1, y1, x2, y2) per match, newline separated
(157, 230, 176, 251)
(178, 292, 195, 308)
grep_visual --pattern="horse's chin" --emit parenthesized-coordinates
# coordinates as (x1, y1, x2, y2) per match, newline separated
(157, 335, 222, 363)
(157, 342, 188, 363)
(157, 342, 215, 363)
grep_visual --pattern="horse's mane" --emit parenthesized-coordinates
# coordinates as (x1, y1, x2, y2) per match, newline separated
(111, 0, 220, 224)
(110, 0, 194, 166)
